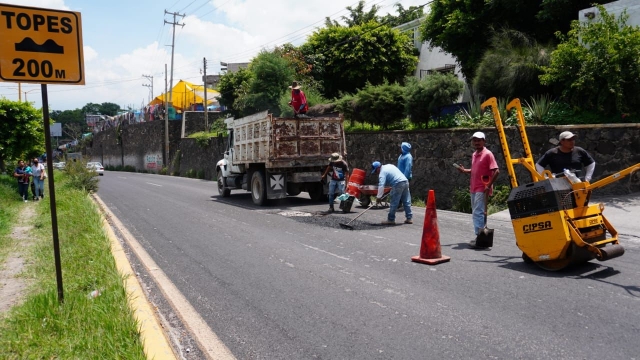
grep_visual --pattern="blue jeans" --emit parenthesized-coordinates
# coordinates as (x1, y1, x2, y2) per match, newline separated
(471, 192, 486, 235)
(388, 181, 412, 222)
(33, 177, 45, 197)
(18, 182, 29, 200)
(329, 179, 345, 207)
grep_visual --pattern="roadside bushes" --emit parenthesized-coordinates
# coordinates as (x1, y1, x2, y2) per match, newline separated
(333, 74, 464, 129)
(405, 73, 464, 128)
(65, 160, 99, 193)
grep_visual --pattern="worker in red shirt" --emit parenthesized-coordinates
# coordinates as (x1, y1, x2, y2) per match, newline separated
(288, 81, 308, 118)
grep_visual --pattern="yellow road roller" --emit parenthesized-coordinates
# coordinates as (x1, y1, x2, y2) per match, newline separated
(481, 97, 640, 271)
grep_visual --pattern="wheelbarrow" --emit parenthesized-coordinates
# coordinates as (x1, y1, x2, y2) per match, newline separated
(357, 185, 392, 208)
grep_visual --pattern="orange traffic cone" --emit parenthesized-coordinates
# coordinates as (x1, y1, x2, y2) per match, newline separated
(411, 190, 451, 265)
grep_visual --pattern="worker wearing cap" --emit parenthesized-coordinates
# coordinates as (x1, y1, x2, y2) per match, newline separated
(322, 153, 349, 213)
(371, 161, 412, 225)
(456, 132, 499, 246)
(535, 131, 596, 182)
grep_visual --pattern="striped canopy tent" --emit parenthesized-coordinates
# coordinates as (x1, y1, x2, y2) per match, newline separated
(149, 79, 220, 111)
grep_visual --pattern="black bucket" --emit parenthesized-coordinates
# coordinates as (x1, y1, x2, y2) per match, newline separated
(339, 196, 355, 213)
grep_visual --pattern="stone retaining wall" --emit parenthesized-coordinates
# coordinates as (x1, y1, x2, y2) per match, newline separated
(87, 121, 640, 209)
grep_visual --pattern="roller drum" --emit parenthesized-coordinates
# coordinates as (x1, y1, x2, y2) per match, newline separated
(597, 244, 625, 261)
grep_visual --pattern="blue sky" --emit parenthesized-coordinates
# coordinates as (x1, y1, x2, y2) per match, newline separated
(0, 0, 425, 111)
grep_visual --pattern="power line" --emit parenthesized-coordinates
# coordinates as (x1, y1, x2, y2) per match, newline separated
(165, 9, 186, 103)
(218, 0, 396, 64)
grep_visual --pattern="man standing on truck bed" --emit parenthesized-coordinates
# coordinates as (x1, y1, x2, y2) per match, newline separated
(288, 81, 308, 119)
(322, 153, 350, 213)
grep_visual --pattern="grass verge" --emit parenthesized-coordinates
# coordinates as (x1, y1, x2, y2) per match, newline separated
(0, 176, 22, 266)
(0, 173, 146, 359)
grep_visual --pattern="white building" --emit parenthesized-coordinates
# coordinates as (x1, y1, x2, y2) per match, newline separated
(580, 0, 640, 26)
(394, 18, 471, 102)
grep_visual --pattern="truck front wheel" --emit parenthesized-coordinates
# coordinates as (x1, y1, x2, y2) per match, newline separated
(251, 170, 267, 206)
(217, 169, 231, 197)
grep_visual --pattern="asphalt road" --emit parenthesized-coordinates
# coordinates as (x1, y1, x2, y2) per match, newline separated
(96, 172, 640, 360)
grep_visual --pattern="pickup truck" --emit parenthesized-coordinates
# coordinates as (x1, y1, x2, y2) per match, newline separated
(215, 111, 346, 205)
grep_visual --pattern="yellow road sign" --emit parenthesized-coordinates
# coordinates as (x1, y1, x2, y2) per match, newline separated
(0, 4, 84, 84)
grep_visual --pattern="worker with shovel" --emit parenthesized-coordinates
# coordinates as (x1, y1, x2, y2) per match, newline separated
(456, 132, 499, 248)
(371, 161, 412, 225)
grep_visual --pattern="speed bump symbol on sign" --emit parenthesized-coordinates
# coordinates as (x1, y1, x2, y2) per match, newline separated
(0, 4, 84, 85)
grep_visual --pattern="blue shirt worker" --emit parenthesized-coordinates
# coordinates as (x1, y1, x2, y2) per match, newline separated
(397, 142, 413, 181)
(371, 161, 412, 225)
(322, 153, 350, 213)
(396, 142, 413, 211)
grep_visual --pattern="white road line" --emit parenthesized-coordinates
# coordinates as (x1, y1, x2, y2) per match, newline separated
(118, 176, 127, 179)
(298, 242, 352, 261)
(146, 182, 162, 187)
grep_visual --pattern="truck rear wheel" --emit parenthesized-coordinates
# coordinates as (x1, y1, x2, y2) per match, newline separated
(217, 169, 230, 197)
(308, 183, 325, 202)
(251, 170, 267, 206)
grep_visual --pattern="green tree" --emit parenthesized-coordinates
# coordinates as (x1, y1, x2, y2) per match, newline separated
(340, 0, 380, 27)
(405, 73, 464, 128)
(333, 93, 364, 126)
(81, 102, 101, 115)
(380, 3, 425, 27)
(235, 50, 294, 117)
(325, 0, 381, 28)
(356, 82, 405, 130)
(99, 102, 121, 116)
(540, 6, 640, 115)
(418, 0, 613, 84)
(0, 99, 45, 173)
(473, 29, 551, 99)
(272, 43, 320, 90)
(216, 68, 253, 118)
(301, 21, 417, 99)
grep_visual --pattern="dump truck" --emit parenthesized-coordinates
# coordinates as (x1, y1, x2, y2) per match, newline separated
(215, 111, 346, 205)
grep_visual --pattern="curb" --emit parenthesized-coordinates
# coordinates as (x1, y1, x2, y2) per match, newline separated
(94, 195, 177, 359)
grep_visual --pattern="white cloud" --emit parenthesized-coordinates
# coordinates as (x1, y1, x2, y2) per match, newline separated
(83, 46, 98, 62)
(1, 0, 69, 10)
(12, 0, 429, 110)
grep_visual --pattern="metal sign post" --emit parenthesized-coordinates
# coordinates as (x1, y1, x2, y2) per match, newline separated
(0, 3, 86, 304)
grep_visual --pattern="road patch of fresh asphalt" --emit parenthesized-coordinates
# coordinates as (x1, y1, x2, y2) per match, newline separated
(277, 209, 396, 231)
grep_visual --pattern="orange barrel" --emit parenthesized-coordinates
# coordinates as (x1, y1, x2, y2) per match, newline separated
(346, 168, 366, 197)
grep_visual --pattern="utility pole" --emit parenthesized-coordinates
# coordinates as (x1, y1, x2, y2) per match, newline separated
(164, 10, 185, 105)
(142, 74, 153, 104)
(203, 57, 208, 131)
(18, 82, 22, 101)
(164, 64, 169, 169)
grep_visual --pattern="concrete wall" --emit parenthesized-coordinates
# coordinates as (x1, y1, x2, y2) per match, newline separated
(87, 121, 640, 209)
(86, 120, 182, 172)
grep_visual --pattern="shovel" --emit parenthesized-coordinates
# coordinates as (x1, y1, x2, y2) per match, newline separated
(339, 193, 388, 230)
(474, 191, 494, 248)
